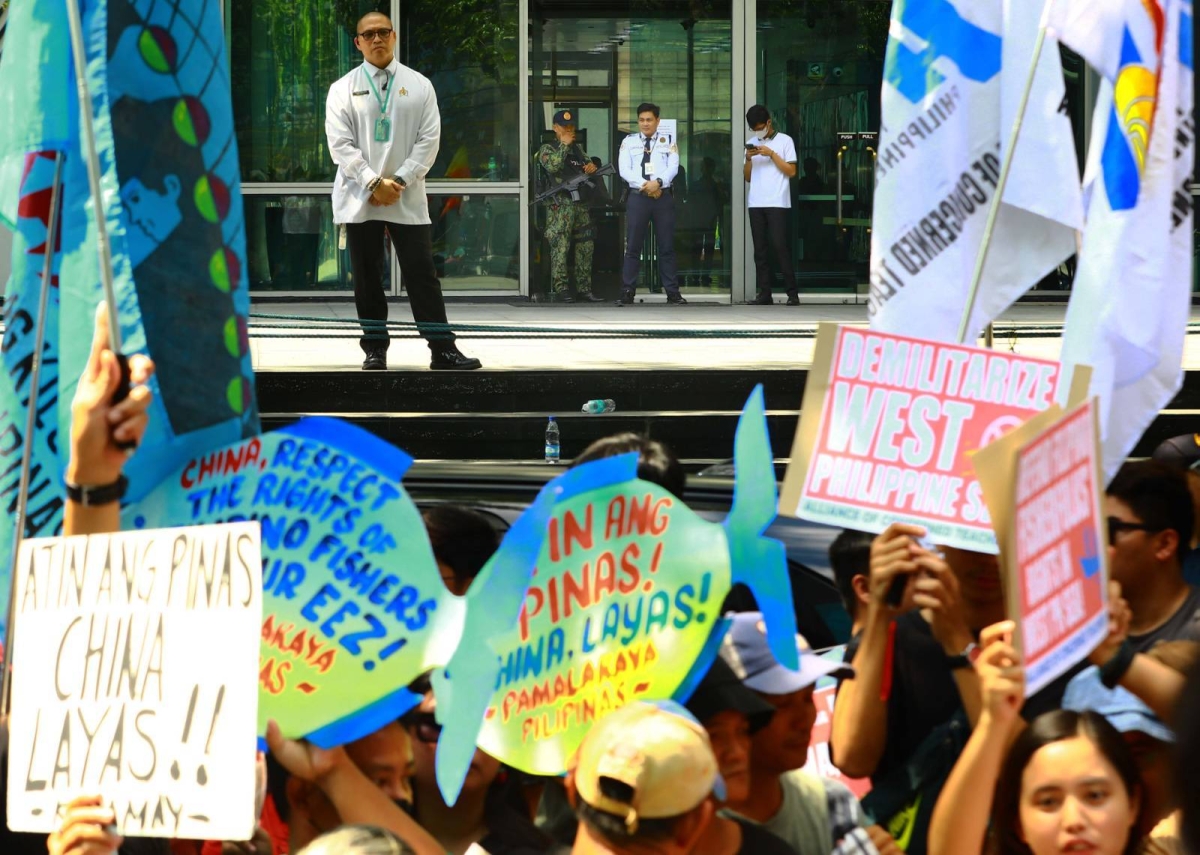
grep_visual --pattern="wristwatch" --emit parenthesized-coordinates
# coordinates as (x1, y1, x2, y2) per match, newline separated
(65, 474, 128, 507)
(946, 641, 980, 670)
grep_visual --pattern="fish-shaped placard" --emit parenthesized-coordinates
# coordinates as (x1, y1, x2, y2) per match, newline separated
(434, 386, 797, 802)
(124, 417, 555, 746)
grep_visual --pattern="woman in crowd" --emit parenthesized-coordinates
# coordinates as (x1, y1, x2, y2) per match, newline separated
(928, 622, 1145, 855)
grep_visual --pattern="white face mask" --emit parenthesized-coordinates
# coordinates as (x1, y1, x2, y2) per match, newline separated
(754, 127, 769, 140)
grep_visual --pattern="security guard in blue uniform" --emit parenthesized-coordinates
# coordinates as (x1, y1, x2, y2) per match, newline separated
(616, 102, 686, 305)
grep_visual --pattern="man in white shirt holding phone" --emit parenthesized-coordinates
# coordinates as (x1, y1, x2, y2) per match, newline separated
(744, 105, 799, 306)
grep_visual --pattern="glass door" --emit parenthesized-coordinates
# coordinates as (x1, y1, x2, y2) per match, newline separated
(529, 1, 734, 303)
(753, 0, 889, 298)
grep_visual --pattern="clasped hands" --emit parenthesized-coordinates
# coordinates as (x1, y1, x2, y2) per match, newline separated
(369, 178, 404, 207)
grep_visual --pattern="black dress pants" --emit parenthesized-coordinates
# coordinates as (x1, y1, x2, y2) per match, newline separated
(621, 191, 680, 295)
(345, 220, 454, 354)
(749, 206, 798, 298)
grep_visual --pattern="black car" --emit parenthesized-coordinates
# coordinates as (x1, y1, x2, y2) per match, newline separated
(403, 461, 854, 650)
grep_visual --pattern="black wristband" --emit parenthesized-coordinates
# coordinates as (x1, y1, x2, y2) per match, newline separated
(1099, 639, 1136, 689)
(65, 474, 128, 507)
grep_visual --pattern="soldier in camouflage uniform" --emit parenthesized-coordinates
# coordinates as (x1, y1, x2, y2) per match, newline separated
(537, 110, 604, 302)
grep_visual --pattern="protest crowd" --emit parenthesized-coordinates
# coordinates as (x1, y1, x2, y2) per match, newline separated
(0, 0, 1196, 854)
(1, 301, 1200, 855)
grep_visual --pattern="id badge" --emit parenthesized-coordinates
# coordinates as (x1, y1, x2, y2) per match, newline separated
(644, 162, 656, 176)
(374, 117, 391, 142)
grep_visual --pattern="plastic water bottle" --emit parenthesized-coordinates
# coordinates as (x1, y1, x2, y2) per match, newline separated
(581, 399, 617, 414)
(545, 417, 560, 463)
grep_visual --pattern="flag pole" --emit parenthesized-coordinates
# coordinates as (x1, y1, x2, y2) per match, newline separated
(0, 152, 65, 719)
(955, 5, 1053, 345)
(64, 0, 123, 351)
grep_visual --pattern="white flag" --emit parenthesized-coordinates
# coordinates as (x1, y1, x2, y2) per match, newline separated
(868, 0, 1084, 341)
(1045, 0, 1152, 78)
(1058, 0, 1195, 480)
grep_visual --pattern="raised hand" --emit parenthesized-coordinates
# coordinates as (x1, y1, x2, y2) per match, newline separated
(977, 621, 1024, 727)
(266, 719, 348, 784)
(47, 795, 123, 855)
(68, 302, 155, 487)
(1089, 580, 1132, 666)
(867, 522, 926, 615)
(911, 549, 973, 656)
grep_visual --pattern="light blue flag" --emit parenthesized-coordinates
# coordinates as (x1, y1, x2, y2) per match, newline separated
(0, 0, 78, 645)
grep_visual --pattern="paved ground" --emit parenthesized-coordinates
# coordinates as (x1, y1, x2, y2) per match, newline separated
(248, 300, 1200, 372)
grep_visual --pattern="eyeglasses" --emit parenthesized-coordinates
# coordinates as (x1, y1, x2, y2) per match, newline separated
(1107, 516, 1158, 547)
(357, 28, 393, 42)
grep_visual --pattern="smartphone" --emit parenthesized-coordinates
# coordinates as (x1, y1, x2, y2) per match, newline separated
(745, 142, 758, 150)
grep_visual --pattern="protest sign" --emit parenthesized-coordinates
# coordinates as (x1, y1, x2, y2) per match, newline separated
(124, 418, 551, 749)
(803, 646, 870, 799)
(6, 524, 262, 839)
(780, 323, 1074, 552)
(975, 400, 1109, 695)
(435, 387, 796, 799)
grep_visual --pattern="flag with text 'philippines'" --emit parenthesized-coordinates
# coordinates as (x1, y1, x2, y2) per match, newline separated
(868, 0, 1083, 341)
(1056, 0, 1194, 480)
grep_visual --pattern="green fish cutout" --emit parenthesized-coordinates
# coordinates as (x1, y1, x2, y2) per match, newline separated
(434, 386, 797, 803)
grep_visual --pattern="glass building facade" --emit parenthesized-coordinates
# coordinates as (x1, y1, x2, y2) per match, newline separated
(4, 3, 1192, 300)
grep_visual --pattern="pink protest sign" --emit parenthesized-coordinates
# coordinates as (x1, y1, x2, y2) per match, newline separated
(781, 324, 1067, 552)
(1008, 400, 1108, 695)
(802, 647, 870, 799)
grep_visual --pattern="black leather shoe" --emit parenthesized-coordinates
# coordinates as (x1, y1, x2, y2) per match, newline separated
(615, 289, 636, 306)
(753, 293, 774, 305)
(362, 351, 387, 371)
(666, 293, 688, 304)
(579, 290, 606, 303)
(556, 292, 576, 304)
(430, 345, 482, 371)
(787, 294, 800, 306)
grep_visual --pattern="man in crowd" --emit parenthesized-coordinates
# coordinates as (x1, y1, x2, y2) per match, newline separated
(617, 103, 685, 306)
(829, 528, 989, 854)
(565, 701, 716, 854)
(743, 105, 799, 305)
(720, 613, 898, 854)
(1106, 460, 1200, 647)
(325, 11, 480, 371)
(537, 109, 604, 303)
(286, 720, 415, 851)
(829, 530, 873, 637)
(684, 655, 799, 853)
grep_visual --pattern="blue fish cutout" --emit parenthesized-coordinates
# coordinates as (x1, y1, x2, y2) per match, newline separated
(434, 385, 797, 804)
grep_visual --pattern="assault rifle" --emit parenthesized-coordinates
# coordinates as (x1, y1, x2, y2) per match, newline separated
(532, 163, 616, 205)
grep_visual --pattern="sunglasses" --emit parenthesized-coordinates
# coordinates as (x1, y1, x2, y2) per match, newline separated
(1107, 516, 1159, 547)
(357, 28, 393, 42)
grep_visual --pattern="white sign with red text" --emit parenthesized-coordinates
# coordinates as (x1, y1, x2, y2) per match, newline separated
(781, 324, 1069, 553)
(1009, 400, 1109, 695)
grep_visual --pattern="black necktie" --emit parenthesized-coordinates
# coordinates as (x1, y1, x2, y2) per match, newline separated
(642, 136, 652, 178)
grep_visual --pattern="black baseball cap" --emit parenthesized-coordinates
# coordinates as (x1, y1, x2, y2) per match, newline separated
(684, 654, 776, 733)
(552, 109, 576, 126)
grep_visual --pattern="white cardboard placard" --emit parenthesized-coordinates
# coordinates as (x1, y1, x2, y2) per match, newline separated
(6, 523, 263, 840)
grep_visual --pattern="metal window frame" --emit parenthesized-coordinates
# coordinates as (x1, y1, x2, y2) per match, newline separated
(733, 0, 752, 305)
